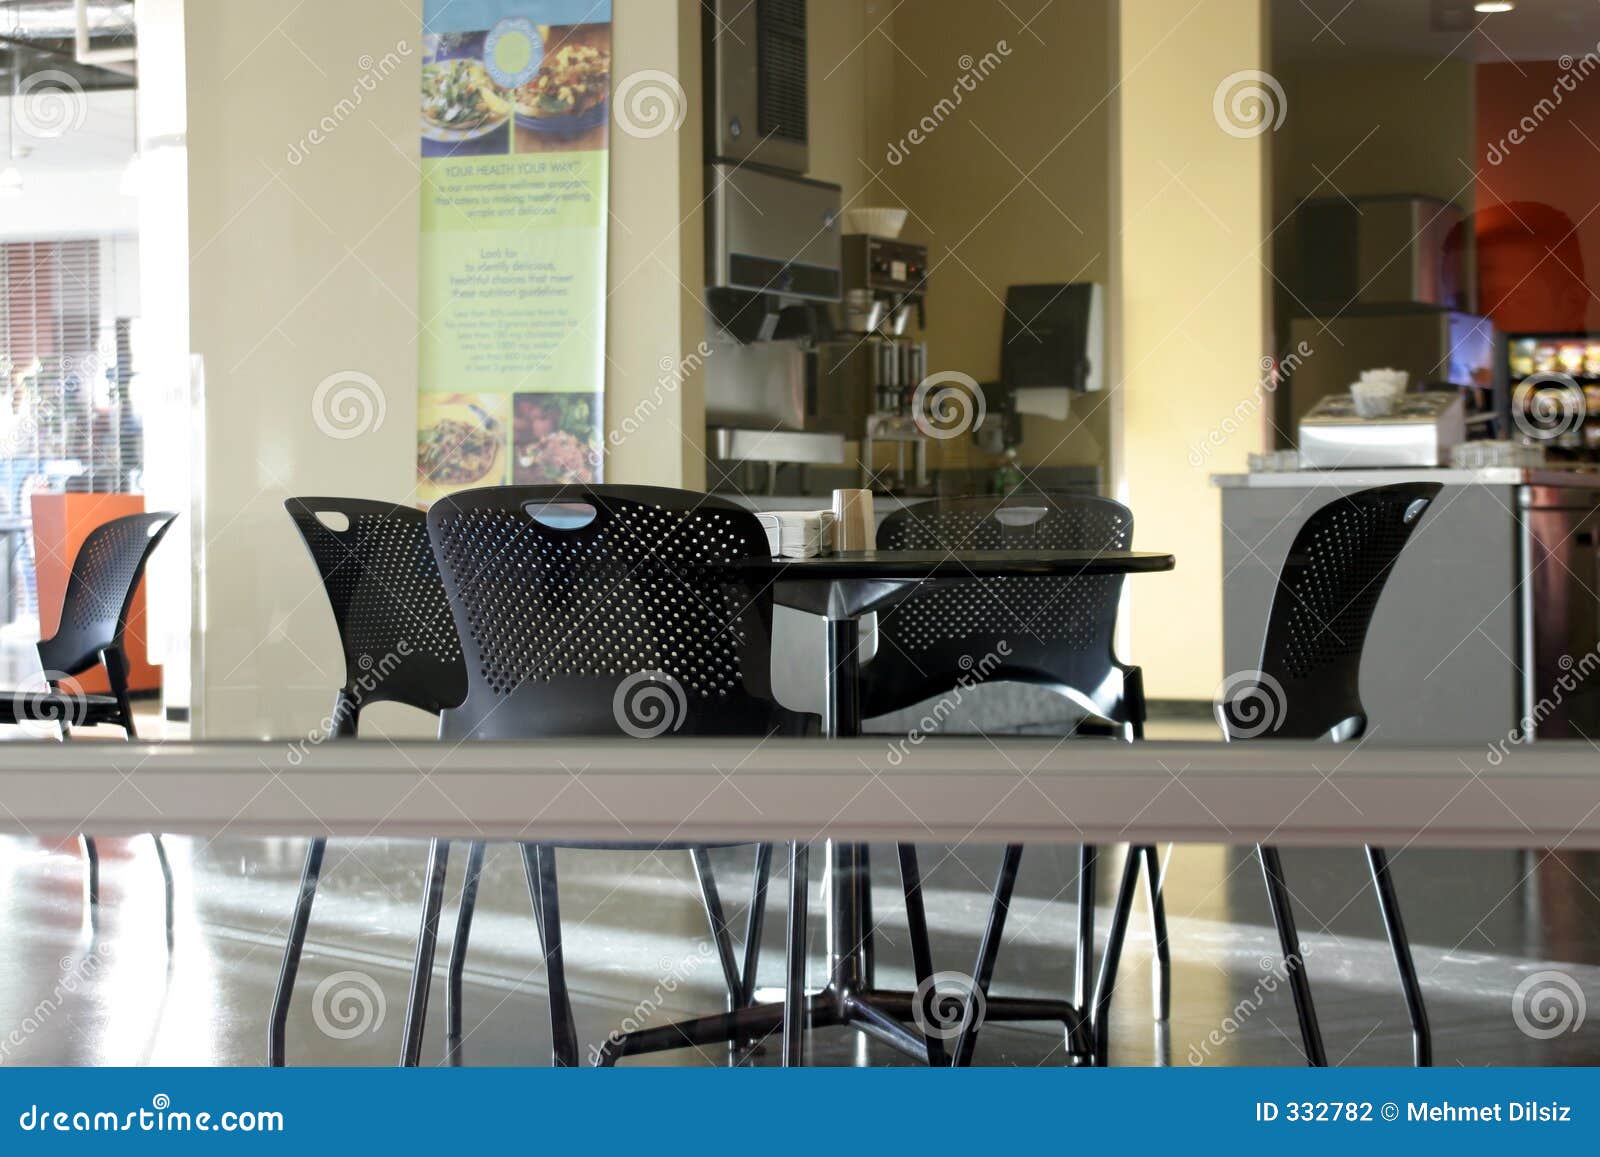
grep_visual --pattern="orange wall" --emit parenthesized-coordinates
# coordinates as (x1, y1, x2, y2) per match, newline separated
(1476, 61, 1600, 334)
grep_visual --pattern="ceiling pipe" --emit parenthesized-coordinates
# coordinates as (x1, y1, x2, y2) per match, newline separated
(74, 0, 134, 76)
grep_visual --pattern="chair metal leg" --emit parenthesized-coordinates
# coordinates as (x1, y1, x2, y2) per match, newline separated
(896, 843, 946, 1066)
(1366, 845, 1432, 1067)
(151, 834, 175, 951)
(856, 844, 875, 988)
(445, 840, 486, 1066)
(739, 843, 773, 1006)
(268, 837, 326, 1066)
(1091, 846, 1143, 1066)
(952, 844, 1023, 1067)
(1074, 844, 1096, 1011)
(81, 834, 100, 921)
(690, 846, 743, 1007)
(399, 838, 450, 1067)
(783, 841, 809, 1067)
(522, 843, 579, 1067)
(1258, 845, 1327, 1066)
(1142, 845, 1170, 1021)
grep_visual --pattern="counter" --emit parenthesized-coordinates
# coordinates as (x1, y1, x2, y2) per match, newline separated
(1213, 467, 1600, 489)
(1214, 467, 1600, 744)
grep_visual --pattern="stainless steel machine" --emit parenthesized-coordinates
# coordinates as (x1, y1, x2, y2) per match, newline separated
(700, 0, 947, 491)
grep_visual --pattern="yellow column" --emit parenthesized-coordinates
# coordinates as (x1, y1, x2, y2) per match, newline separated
(1115, 0, 1273, 700)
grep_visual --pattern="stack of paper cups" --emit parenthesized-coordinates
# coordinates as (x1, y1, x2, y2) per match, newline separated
(832, 489, 876, 550)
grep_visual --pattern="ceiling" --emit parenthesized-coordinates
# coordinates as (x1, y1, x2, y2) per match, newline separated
(0, 0, 134, 91)
(1277, 0, 1600, 63)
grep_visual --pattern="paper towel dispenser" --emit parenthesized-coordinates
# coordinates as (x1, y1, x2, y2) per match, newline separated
(1001, 283, 1105, 419)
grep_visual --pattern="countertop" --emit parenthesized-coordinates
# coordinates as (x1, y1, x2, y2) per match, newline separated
(1212, 467, 1600, 489)
(716, 492, 931, 515)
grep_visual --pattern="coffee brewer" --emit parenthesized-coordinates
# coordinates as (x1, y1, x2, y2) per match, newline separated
(825, 234, 934, 490)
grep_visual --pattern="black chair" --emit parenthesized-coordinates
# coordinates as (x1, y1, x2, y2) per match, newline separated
(0, 509, 179, 941)
(425, 485, 818, 1066)
(1100, 482, 1438, 1067)
(270, 498, 469, 1066)
(857, 492, 1166, 1065)
(278, 495, 788, 1067)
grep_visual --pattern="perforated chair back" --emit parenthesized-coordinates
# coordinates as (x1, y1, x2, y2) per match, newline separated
(37, 510, 178, 678)
(285, 498, 467, 718)
(1220, 482, 1441, 741)
(427, 485, 800, 740)
(860, 492, 1141, 724)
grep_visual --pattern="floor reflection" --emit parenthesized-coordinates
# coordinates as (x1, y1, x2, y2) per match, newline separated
(0, 832, 1596, 1066)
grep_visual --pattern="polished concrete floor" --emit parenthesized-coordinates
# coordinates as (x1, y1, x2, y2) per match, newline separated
(1, 827, 1597, 1067)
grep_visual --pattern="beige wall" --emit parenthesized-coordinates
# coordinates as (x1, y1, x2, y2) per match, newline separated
(1277, 58, 1474, 207)
(1117, 0, 1272, 700)
(883, 0, 1115, 478)
(805, 0, 899, 204)
(182, 0, 707, 737)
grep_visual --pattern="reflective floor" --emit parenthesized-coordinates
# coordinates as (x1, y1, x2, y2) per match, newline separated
(1, 827, 1597, 1067)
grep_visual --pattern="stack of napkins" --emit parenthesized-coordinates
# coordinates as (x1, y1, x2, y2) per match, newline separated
(755, 510, 836, 558)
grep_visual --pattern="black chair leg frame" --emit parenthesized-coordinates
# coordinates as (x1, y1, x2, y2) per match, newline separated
(267, 690, 359, 1066)
(425, 841, 777, 1066)
(70, 677, 176, 951)
(947, 834, 1167, 1067)
(940, 845, 1093, 1067)
(1257, 844, 1430, 1068)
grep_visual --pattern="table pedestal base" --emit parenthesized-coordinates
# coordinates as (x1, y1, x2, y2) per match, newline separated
(593, 986, 1092, 1067)
(594, 840, 1100, 1067)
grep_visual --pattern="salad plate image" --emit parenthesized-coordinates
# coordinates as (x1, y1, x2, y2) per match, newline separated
(512, 38, 611, 134)
(513, 392, 603, 484)
(417, 394, 509, 498)
(420, 59, 510, 142)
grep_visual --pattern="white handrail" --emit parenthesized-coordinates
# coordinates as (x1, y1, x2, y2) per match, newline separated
(0, 738, 1593, 848)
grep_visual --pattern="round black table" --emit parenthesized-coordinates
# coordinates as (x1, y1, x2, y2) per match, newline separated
(749, 549, 1177, 736)
(742, 548, 1177, 1065)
